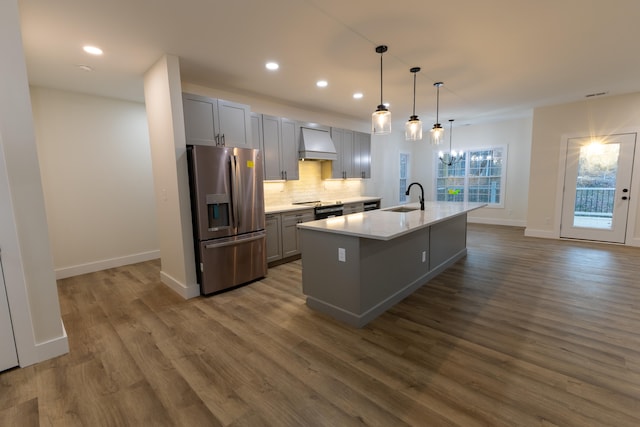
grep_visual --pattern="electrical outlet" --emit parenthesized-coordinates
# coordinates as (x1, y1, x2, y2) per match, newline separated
(338, 248, 346, 262)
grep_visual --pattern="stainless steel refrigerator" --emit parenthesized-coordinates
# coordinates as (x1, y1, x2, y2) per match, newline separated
(187, 145, 267, 295)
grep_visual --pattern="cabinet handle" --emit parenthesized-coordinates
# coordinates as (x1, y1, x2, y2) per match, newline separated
(284, 171, 287, 180)
(221, 133, 226, 146)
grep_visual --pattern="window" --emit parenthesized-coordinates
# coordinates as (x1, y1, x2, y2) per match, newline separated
(399, 153, 410, 203)
(435, 146, 506, 207)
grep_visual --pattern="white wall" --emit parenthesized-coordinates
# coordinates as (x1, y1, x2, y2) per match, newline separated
(363, 130, 416, 208)
(0, 0, 67, 366)
(144, 55, 199, 299)
(526, 92, 640, 245)
(400, 117, 533, 226)
(30, 87, 159, 278)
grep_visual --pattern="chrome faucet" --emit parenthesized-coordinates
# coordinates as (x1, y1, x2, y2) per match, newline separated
(405, 182, 425, 210)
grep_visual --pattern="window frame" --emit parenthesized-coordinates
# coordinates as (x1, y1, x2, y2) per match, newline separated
(433, 144, 507, 208)
(399, 152, 411, 204)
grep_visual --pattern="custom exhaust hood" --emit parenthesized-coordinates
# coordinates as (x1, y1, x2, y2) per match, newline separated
(298, 127, 337, 161)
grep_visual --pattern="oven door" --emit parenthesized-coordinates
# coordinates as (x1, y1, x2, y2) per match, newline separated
(314, 206, 344, 220)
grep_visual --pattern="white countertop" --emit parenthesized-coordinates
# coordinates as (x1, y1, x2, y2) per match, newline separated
(297, 201, 486, 240)
(265, 196, 381, 214)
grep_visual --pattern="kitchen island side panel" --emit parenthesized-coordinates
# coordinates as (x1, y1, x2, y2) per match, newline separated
(359, 227, 430, 312)
(300, 229, 361, 314)
(429, 213, 467, 270)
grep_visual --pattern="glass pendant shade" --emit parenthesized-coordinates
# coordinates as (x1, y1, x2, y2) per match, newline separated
(372, 45, 391, 135)
(372, 106, 391, 134)
(431, 123, 444, 145)
(405, 116, 422, 141)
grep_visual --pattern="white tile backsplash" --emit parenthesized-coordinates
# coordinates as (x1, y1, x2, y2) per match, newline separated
(264, 161, 362, 205)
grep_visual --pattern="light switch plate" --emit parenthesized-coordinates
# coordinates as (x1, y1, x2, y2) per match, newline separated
(338, 247, 346, 262)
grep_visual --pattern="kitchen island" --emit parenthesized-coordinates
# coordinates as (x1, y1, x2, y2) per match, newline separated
(297, 201, 486, 327)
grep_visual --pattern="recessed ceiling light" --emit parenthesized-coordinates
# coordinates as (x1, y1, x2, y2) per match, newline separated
(76, 64, 94, 72)
(265, 62, 279, 71)
(83, 45, 103, 55)
(316, 80, 328, 88)
(353, 92, 363, 99)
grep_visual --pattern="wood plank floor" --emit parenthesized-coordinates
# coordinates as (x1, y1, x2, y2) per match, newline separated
(1, 224, 639, 426)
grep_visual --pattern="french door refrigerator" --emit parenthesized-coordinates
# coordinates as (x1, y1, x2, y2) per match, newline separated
(187, 145, 267, 295)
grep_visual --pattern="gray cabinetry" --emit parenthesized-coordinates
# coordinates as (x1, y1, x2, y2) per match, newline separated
(282, 210, 314, 257)
(265, 213, 282, 263)
(182, 93, 252, 148)
(324, 128, 355, 179)
(343, 202, 364, 214)
(354, 131, 371, 179)
(266, 209, 313, 263)
(261, 115, 299, 181)
(323, 128, 370, 179)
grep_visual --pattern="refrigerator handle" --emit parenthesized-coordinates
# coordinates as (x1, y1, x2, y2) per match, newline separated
(204, 232, 265, 249)
(229, 154, 240, 228)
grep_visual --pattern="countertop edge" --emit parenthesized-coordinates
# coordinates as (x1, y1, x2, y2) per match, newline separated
(297, 202, 487, 240)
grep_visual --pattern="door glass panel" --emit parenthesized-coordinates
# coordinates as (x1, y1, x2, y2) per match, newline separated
(572, 142, 619, 230)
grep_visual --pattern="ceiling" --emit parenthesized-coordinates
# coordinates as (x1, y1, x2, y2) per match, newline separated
(18, 0, 640, 128)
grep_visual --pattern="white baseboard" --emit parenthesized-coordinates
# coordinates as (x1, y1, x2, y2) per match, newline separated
(160, 270, 200, 300)
(468, 217, 527, 227)
(31, 320, 69, 366)
(626, 237, 640, 247)
(55, 250, 161, 279)
(524, 228, 558, 239)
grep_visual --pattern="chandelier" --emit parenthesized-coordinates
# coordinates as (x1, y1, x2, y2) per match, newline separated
(438, 119, 464, 166)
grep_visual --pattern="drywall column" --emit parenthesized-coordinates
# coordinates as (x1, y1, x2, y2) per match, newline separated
(0, 0, 68, 366)
(143, 55, 199, 298)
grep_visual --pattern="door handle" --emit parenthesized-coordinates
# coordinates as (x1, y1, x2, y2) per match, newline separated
(229, 155, 240, 227)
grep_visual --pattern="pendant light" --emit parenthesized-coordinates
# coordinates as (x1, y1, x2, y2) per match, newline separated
(372, 45, 391, 135)
(438, 119, 464, 166)
(431, 82, 444, 145)
(405, 67, 423, 141)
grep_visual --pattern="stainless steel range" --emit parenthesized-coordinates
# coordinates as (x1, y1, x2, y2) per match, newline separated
(293, 200, 344, 219)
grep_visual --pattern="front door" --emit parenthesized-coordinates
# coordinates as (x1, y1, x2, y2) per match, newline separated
(560, 133, 636, 243)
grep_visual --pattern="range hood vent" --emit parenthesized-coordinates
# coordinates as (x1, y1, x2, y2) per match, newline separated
(299, 127, 337, 161)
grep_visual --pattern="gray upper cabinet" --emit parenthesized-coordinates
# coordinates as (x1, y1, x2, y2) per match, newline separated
(328, 128, 355, 179)
(183, 93, 252, 148)
(183, 94, 216, 145)
(322, 128, 371, 180)
(250, 113, 263, 152)
(261, 114, 299, 181)
(354, 131, 372, 179)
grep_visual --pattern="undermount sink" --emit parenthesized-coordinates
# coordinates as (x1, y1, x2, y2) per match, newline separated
(387, 206, 420, 213)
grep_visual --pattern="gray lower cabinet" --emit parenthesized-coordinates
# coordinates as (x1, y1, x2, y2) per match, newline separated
(183, 93, 252, 148)
(265, 214, 282, 262)
(282, 210, 315, 257)
(343, 202, 364, 214)
(266, 209, 314, 263)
